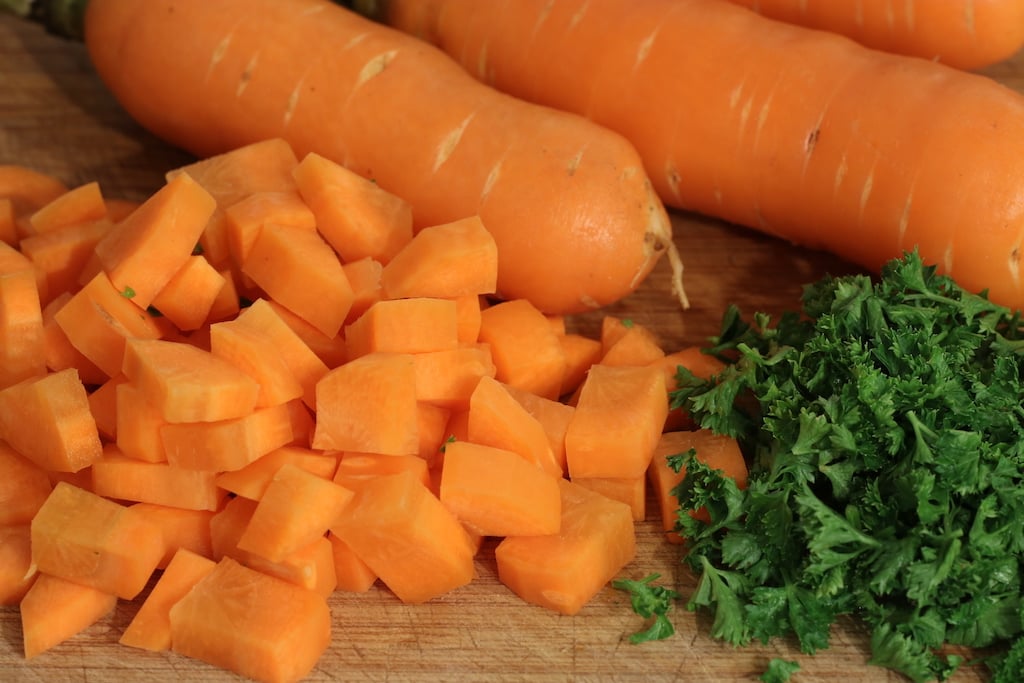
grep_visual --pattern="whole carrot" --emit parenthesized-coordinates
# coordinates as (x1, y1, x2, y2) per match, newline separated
(727, 0, 1024, 71)
(23, 0, 683, 315)
(364, 0, 1024, 313)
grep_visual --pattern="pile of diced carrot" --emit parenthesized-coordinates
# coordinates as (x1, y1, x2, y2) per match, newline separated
(0, 139, 748, 683)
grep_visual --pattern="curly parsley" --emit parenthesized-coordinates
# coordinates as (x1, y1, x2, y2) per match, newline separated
(669, 250, 1024, 682)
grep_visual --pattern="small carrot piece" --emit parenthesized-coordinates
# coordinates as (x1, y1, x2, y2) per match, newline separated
(114, 380, 168, 463)
(454, 294, 483, 344)
(0, 165, 67, 216)
(209, 317, 305, 408)
(87, 373, 127, 441)
(31, 481, 164, 599)
(412, 344, 496, 409)
(18, 218, 112, 305)
(380, 215, 498, 299)
(571, 475, 646, 522)
(28, 181, 107, 234)
(557, 333, 603, 397)
(150, 254, 227, 332)
(129, 502, 216, 568)
(495, 478, 636, 616)
(0, 525, 37, 605)
(598, 317, 666, 367)
(341, 257, 385, 325)
(327, 532, 378, 593)
(91, 445, 225, 511)
(20, 572, 117, 659)
(503, 383, 575, 476)
(333, 452, 432, 492)
(241, 221, 355, 339)
(223, 190, 317, 268)
(237, 463, 355, 563)
(160, 402, 296, 472)
(564, 364, 669, 479)
(168, 557, 332, 683)
(345, 297, 460, 359)
(293, 152, 414, 264)
(439, 440, 562, 537)
(121, 338, 260, 423)
(331, 470, 476, 603)
(0, 443, 52, 526)
(477, 298, 567, 400)
(119, 548, 218, 652)
(312, 352, 419, 456)
(0, 367, 103, 473)
(41, 292, 108, 386)
(215, 445, 339, 501)
(93, 171, 216, 309)
(0, 268, 46, 389)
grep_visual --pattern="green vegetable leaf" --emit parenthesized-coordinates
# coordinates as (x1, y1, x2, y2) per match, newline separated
(759, 658, 800, 683)
(612, 573, 680, 644)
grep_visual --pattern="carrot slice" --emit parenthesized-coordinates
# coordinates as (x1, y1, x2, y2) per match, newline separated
(31, 481, 164, 599)
(439, 440, 561, 537)
(19, 218, 112, 305)
(331, 470, 476, 604)
(122, 338, 260, 423)
(209, 496, 337, 597)
(87, 373, 126, 441)
(168, 139, 301, 209)
(223, 189, 316, 267)
(327, 532, 378, 593)
(564, 364, 669, 479)
(599, 322, 666, 367)
(0, 268, 46, 389)
(466, 375, 561, 477)
(41, 292, 108, 386)
(160, 402, 295, 472)
(265, 299, 348, 369)
(341, 257, 384, 324)
(236, 463, 354, 563)
(53, 270, 164, 378)
(114, 380, 168, 463)
(454, 293, 483, 344)
(0, 441, 53, 526)
(91, 445, 225, 511)
(120, 548, 218, 652)
(558, 333, 603, 397)
(0, 165, 67, 216)
(20, 572, 117, 659)
(571, 475, 646, 522)
(648, 429, 749, 543)
(417, 402, 453, 466)
(150, 254, 227, 332)
(312, 352, 419, 456)
(169, 557, 332, 683)
(215, 445, 339, 501)
(503, 384, 575, 476)
(28, 181, 108, 234)
(380, 215, 498, 299)
(293, 151, 413, 264)
(0, 198, 16, 245)
(94, 172, 217, 309)
(209, 317, 304, 408)
(495, 478, 636, 616)
(345, 297, 459, 359)
(0, 367, 103, 473)
(332, 452, 432, 492)
(242, 221, 355, 338)
(129, 502, 216, 569)
(413, 344, 496, 409)
(0, 525, 36, 605)
(477, 298, 567, 400)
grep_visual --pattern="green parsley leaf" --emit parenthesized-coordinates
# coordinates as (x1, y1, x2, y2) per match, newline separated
(759, 658, 800, 683)
(612, 573, 680, 644)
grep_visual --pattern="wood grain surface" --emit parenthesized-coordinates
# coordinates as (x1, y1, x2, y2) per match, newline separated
(1, 10, 1021, 683)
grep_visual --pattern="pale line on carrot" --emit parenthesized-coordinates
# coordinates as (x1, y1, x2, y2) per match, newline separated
(356, 50, 398, 89)
(433, 114, 476, 174)
(236, 53, 260, 98)
(964, 0, 977, 39)
(568, 0, 592, 31)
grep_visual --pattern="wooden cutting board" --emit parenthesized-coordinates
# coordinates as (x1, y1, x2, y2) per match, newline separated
(2, 11, 1022, 683)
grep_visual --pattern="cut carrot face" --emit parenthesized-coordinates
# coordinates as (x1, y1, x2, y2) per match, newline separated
(564, 364, 669, 479)
(160, 402, 295, 472)
(413, 344, 496, 409)
(439, 440, 561, 537)
(215, 445, 339, 501)
(477, 298, 567, 400)
(571, 475, 646, 522)
(331, 470, 476, 604)
(313, 352, 419, 456)
(345, 297, 460, 359)
(0, 525, 37, 605)
(169, 557, 332, 683)
(327, 532, 378, 593)
(241, 221, 355, 339)
(19, 218, 112, 306)
(0, 440, 53, 526)
(90, 445, 225, 511)
(341, 257, 384, 324)
(121, 338, 260, 423)
(129, 502, 216, 568)
(150, 254, 227, 332)
(20, 572, 117, 659)
(210, 317, 305, 408)
(466, 375, 561, 477)
(0, 164, 67, 216)
(0, 267, 46, 389)
(41, 292, 108, 386)
(333, 452, 432, 492)
(380, 215, 498, 299)
(114, 380, 168, 463)
(495, 478, 636, 616)
(293, 151, 414, 264)
(558, 333, 603, 397)
(87, 374, 126, 441)
(28, 181, 107, 234)
(0, 367, 103, 473)
(31, 481, 164, 600)
(599, 320, 666, 367)
(503, 383, 575, 476)
(168, 138, 301, 210)
(120, 548, 218, 652)
(223, 189, 316, 267)
(94, 171, 216, 309)
(237, 463, 355, 563)
(648, 429, 749, 543)
(54, 270, 164, 378)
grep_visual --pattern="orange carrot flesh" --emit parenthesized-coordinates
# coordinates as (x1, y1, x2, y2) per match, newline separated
(0, 525, 37, 605)
(377, 0, 1024, 313)
(477, 298, 568, 400)
(129, 502, 216, 569)
(30, 481, 164, 600)
(494, 478, 636, 616)
(215, 445, 339, 501)
(327, 532, 378, 593)
(160, 402, 296, 472)
(90, 446, 225, 511)
(0, 165, 68, 217)
(412, 345, 496, 410)
(119, 548, 218, 652)
(168, 557, 332, 683)
(344, 297, 460, 359)
(19, 572, 117, 659)
(82, 0, 678, 315)
(28, 181, 108, 235)
(0, 442, 53, 526)
(0, 268, 46, 389)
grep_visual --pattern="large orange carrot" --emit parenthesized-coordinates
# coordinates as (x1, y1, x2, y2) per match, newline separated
(370, 0, 1024, 313)
(71, 0, 681, 315)
(726, 0, 1024, 71)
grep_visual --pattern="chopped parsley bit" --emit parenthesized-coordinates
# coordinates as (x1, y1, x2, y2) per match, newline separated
(667, 250, 1024, 682)
(760, 658, 800, 683)
(621, 318, 635, 328)
(121, 285, 136, 299)
(612, 573, 680, 644)
(192, 242, 204, 255)
(439, 434, 457, 453)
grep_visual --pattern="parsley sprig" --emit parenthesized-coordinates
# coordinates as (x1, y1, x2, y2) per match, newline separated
(669, 250, 1024, 682)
